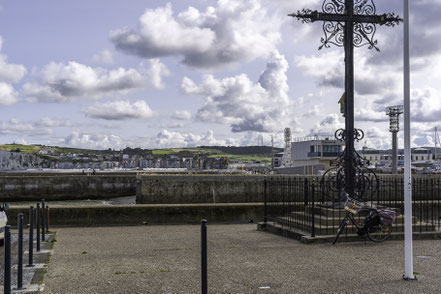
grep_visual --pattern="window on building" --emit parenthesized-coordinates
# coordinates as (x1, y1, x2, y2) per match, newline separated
(323, 145, 340, 152)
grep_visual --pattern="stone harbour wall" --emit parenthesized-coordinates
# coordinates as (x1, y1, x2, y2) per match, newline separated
(0, 174, 136, 201)
(137, 175, 266, 204)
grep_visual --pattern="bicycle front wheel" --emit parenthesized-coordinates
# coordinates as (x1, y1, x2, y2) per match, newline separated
(367, 224, 392, 243)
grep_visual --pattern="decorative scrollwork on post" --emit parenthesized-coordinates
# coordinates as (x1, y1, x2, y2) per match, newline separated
(334, 129, 346, 142)
(320, 21, 344, 49)
(354, 128, 364, 141)
(354, 23, 379, 51)
(290, 9, 315, 24)
(322, 0, 345, 14)
(354, 0, 376, 16)
(380, 13, 403, 27)
(321, 147, 379, 202)
(328, 126, 376, 202)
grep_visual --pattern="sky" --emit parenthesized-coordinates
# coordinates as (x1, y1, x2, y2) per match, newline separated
(0, 0, 439, 150)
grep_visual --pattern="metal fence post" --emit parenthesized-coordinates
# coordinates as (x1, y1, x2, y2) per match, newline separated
(264, 179, 268, 223)
(16, 213, 26, 290)
(4, 225, 11, 294)
(311, 184, 316, 238)
(46, 205, 50, 233)
(36, 203, 40, 252)
(42, 199, 46, 241)
(201, 219, 208, 294)
(27, 206, 34, 267)
(304, 178, 309, 207)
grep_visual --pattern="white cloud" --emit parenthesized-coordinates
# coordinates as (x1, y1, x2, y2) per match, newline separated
(34, 117, 78, 128)
(0, 82, 18, 105)
(363, 127, 392, 150)
(64, 131, 124, 150)
(171, 110, 192, 120)
(82, 100, 154, 120)
(143, 59, 170, 89)
(110, 0, 282, 69)
(308, 113, 344, 137)
(166, 122, 185, 129)
(92, 49, 114, 65)
(266, 0, 321, 10)
(0, 35, 26, 106)
(0, 36, 26, 84)
(181, 51, 293, 133)
(23, 61, 168, 103)
(154, 129, 237, 148)
(14, 138, 27, 145)
(295, 50, 400, 97)
(411, 88, 441, 122)
(0, 55, 27, 84)
(303, 104, 321, 118)
(0, 118, 52, 136)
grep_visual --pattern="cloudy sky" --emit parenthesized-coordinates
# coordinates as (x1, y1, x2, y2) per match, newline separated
(0, 0, 439, 150)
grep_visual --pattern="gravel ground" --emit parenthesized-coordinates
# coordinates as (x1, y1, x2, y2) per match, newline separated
(42, 224, 441, 294)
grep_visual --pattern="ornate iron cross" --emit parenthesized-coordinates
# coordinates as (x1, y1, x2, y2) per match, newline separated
(290, 0, 402, 200)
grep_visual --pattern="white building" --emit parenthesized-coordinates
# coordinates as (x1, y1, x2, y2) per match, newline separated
(276, 136, 344, 175)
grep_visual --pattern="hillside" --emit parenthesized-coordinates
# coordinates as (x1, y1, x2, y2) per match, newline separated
(0, 144, 283, 163)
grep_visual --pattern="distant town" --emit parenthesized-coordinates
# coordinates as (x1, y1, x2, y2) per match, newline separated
(0, 144, 282, 173)
(0, 139, 440, 174)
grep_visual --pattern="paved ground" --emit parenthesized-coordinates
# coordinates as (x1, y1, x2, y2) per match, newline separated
(38, 224, 441, 294)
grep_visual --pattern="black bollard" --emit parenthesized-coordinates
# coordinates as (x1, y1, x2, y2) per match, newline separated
(27, 206, 34, 267)
(42, 199, 46, 241)
(4, 225, 11, 294)
(36, 203, 40, 252)
(15, 213, 26, 290)
(201, 219, 207, 294)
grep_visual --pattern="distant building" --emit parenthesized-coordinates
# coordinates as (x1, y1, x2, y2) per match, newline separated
(360, 147, 383, 166)
(37, 148, 54, 155)
(273, 152, 284, 168)
(276, 136, 344, 175)
(411, 148, 431, 162)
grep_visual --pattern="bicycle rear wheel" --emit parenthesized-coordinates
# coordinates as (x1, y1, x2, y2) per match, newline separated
(332, 216, 348, 245)
(367, 223, 392, 243)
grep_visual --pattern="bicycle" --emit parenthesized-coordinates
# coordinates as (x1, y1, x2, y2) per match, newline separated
(332, 195, 396, 245)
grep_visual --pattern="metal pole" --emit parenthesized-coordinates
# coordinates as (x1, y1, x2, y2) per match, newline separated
(36, 203, 41, 252)
(435, 127, 438, 161)
(264, 179, 268, 223)
(16, 213, 26, 290)
(311, 184, 316, 238)
(403, 0, 415, 280)
(27, 206, 34, 267)
(201, 219, 208, 294)
(392, 131, 398, 174)
(344, 0, 356, 198)
(42, 199, 46, 241)
(4, 225, 11, 294)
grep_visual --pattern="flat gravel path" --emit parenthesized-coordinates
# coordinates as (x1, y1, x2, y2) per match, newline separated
(43, 224, 441, 293)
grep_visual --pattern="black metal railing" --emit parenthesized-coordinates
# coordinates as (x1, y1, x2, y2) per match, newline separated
(264, 175, 441, 237)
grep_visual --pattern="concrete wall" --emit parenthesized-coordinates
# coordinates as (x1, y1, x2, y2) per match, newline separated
(6, 204, 264, 226)
(0, 175, 136, 201)
(137, 175, 265, 204)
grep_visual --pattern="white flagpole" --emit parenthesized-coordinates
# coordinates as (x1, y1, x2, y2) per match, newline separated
(403, 0, 415, 280)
